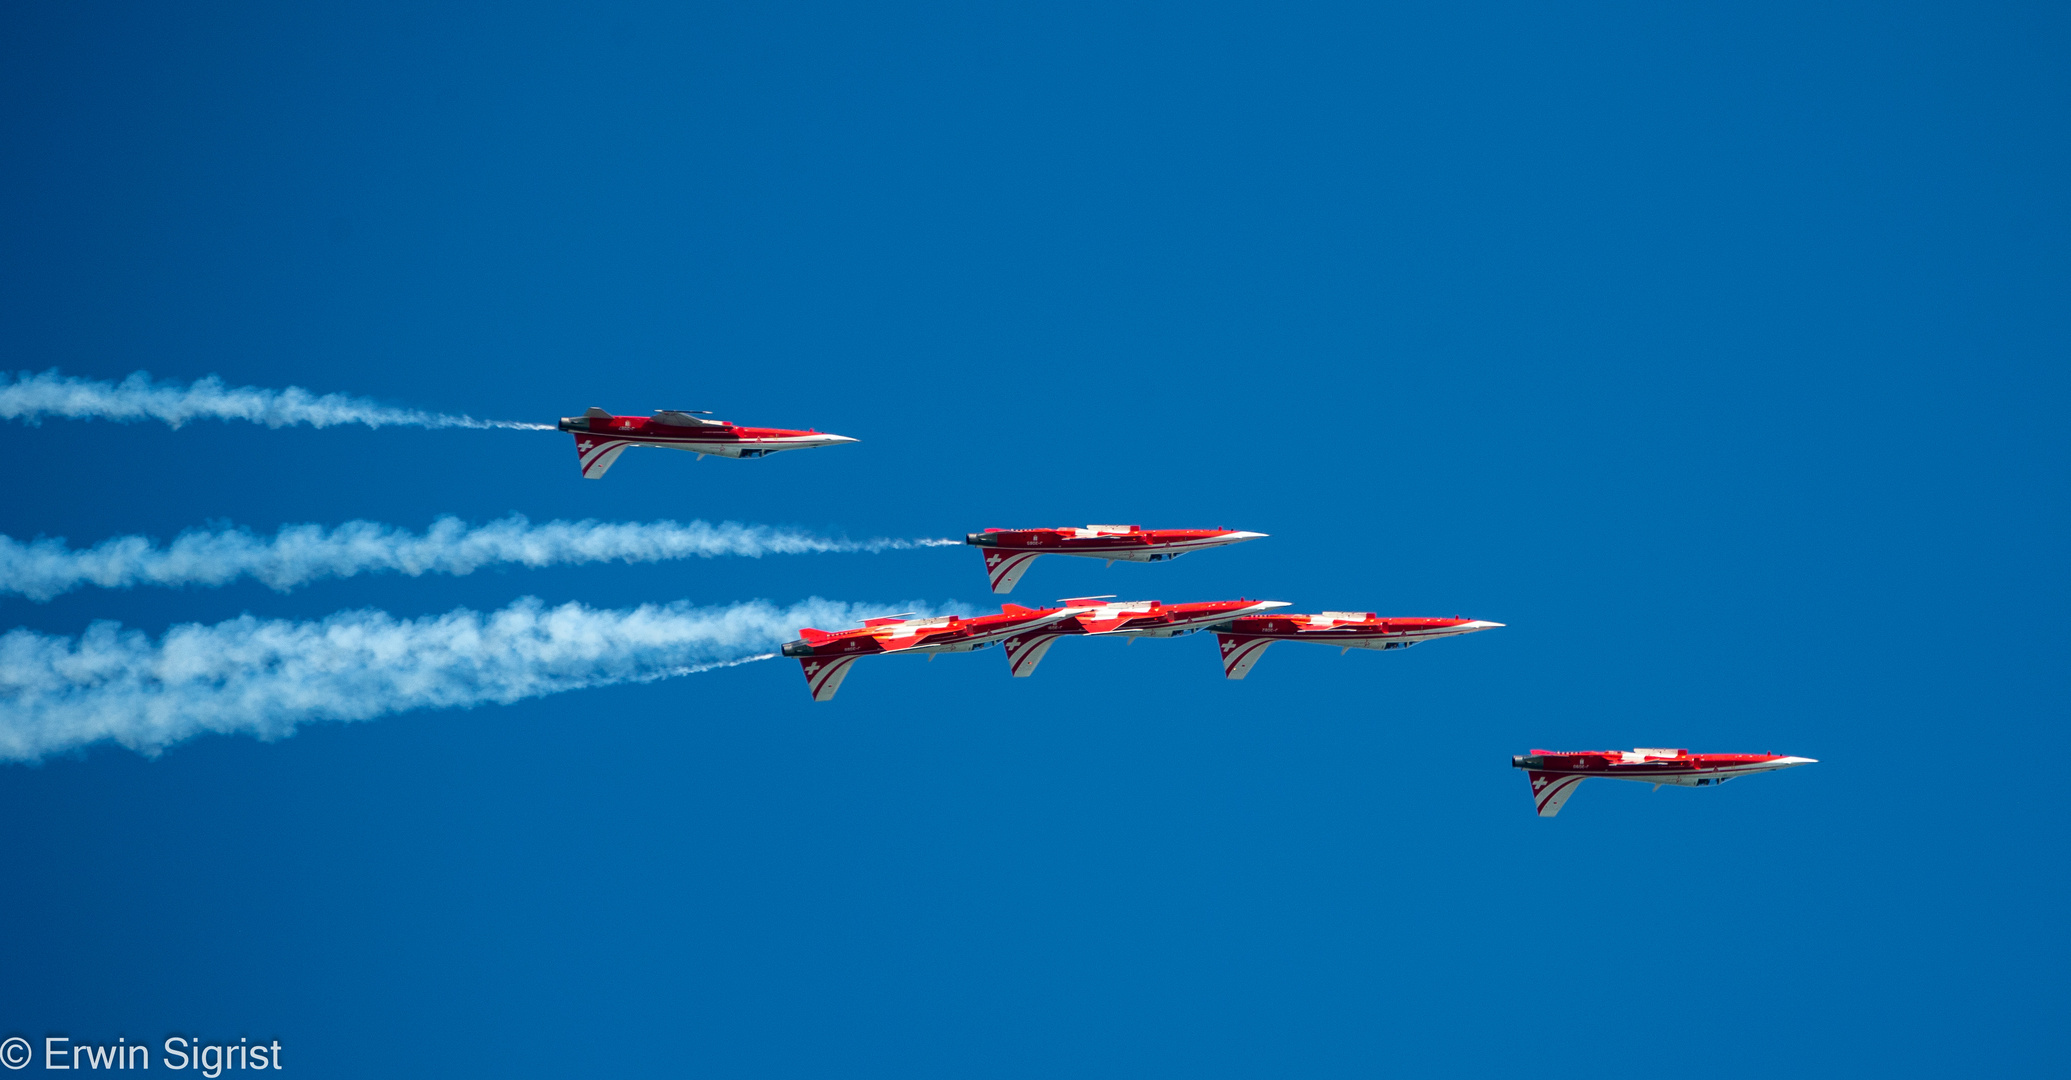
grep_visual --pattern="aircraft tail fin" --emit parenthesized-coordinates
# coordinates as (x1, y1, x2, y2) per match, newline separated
(575, 435, 630, 479)
(1528, 772, 1587, 817)
(1003, 632, 1064, 677)
(1215, 634, 1274, 679)
(983, 550, 1042, 593)
(800, 655, 861, 702)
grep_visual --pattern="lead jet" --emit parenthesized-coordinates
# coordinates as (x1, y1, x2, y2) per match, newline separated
(1514, 748, 1817, 817)
(779, 604, 1087, 702)
(998, 597, 1291, 677)
(557, 407, 858, 479)
(1209, 612, 1501, 679)
(965, 525, 1267, 593)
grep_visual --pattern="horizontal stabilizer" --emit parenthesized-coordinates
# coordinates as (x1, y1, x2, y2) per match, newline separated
(797, 628, 836, 644)
(984, 550, 1042, 593)
(1529, 772, 1587, 817)
(1216, 634, 1274, 680)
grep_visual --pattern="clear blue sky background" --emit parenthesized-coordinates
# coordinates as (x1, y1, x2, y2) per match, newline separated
(1, 2, 2064, 1076)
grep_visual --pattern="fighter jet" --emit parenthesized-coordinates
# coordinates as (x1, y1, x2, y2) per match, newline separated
(779, 604, 1087, 702)
(965, 525, 1267, 593)
(1209, 612, 1501, 679)
(998, 597, 1291, 677)
(1514, 748, 1817, 817)
(557, 407, 858, 479)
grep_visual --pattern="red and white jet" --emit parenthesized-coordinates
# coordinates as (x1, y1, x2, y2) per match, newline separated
(997, 597, 1291, 677)
(964, 525, 1267, 593)
(779, 604, 1086, 702)
(558, 407, 858, 479)
(1514, 748, 1817, 817)
(1210, 612, 1501, 679)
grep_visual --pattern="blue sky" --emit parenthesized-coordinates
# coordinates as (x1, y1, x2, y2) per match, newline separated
(0, 2, 2064, 1076)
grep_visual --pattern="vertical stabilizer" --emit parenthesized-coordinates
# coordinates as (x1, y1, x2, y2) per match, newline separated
(575, 435, 630, 479)
(984, 550, 1042, 593)
(1529, 772, 1587, 817)
(1216, 634, 1275, 679)
(799, 655, 861, 702)
(1003, 633, 1064, 677)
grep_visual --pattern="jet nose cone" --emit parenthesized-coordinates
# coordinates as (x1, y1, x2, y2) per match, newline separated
(1250, 600, 1294, 611)
(824, 434, 860, 444)
(1225, 531, 1269, 541)
(1773, 756, 1817, 767)
(1463, 620, 1505, 631)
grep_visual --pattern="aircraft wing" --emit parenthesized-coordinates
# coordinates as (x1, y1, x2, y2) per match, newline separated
(652, 410, 725, 427)
(1075, 612, 1159, 635)
(874, 626, 963, 652)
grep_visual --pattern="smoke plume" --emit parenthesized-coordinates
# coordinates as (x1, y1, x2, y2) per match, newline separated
(0, 516, 961, 602)
(0, 369, 551, 430)
(0, 595, 923, 762)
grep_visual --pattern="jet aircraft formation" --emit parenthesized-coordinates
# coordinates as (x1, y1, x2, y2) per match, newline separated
(559, 406, 1814, 816)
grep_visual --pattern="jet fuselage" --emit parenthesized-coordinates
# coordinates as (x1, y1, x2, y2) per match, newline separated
(559, 408, 857, 478)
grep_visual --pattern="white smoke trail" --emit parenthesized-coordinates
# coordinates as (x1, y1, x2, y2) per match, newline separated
(0, 369, 551, 430)
(0, 516, 961, 602)
(0, 595, 932, 762)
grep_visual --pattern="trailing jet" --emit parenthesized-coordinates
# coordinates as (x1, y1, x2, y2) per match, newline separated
(557, 407, 857, 479)
(779, 605, 1086, 702)
(1514, 748, 1817, 817)
(964, 525, 1267, 593)
(998, 597, 1291, 677)
(1209, 612, 1501, 679)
